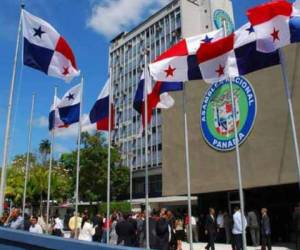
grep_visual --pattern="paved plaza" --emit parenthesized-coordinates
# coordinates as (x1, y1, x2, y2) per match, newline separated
(182, 242, 295, 250)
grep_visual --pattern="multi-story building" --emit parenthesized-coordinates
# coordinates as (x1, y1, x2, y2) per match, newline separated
(109, 0, 234, 198)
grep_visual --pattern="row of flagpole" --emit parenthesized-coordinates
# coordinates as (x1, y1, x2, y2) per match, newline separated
(2, 4, 300, 250)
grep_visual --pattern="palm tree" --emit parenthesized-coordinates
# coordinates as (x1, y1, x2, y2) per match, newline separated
(39, 139, 51, 164)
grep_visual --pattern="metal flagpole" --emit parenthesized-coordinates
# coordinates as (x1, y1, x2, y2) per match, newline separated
(22, 93, 35, 218)
(182, 85, 193, 250)
(46, 86, 57, 233)
(279, 49, 300, 188)
(222, 20, 247, 250)
(0, 4, 24, 217)
(127, 150, 133, 209)
(106, 67, 112, 244)
(144, 52, 150, 249)
(229, 78, 247, 250)
(74, 77, 84, 239)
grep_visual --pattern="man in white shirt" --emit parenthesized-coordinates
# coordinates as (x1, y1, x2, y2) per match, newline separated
(217, 211, 225, 242)
(29, 216, 43, 234)
(232, 207, 247, 250)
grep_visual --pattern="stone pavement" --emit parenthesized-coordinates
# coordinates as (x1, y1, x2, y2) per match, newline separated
(182, 242, 295, 250)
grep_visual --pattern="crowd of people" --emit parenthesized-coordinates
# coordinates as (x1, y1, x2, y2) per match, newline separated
(0, 204, 300, 250)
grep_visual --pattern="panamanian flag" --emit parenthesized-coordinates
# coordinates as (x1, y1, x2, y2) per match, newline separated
(22, 10, 80, 82)
(148, 29, 223, 82)
(89, 80, 114, 131)
(134, 67, 182, 127)
(196, 22, 280, 83)
(247, 0, 300, 53)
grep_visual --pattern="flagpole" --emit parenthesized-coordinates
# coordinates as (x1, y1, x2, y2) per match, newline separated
(106, 67, 112, 244)
(22, 93, 35, 218)
(129, 152, 133, 208)
(74, 76, 84, 240)
(0, 4, 24, 217)
(46, 86, 57, 233)
(279, 49, 300, 188)
(182, 84, 193, 250)
(222, 20, 247, 250)
(144, 51, 150, 250)
(229, 78, 247, 250)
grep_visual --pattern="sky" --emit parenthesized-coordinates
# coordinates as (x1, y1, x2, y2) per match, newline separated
(0, 0, 294, 162)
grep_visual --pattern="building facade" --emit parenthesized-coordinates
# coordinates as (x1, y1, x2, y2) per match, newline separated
(109, 0, 233, 198)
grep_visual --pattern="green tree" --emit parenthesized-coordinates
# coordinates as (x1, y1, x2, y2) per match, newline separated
(60, 132, 129, 202)
(5, 154, 72, 210)
(5, 154, 37, 206)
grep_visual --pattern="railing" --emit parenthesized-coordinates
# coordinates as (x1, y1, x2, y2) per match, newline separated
(0, 227, 140, 250)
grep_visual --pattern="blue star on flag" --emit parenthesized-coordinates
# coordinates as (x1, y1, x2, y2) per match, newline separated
(201, 35, 213, 44)
(246, 25, 254, 34)
(33, 26, 46, 38)
(66, 93, 74, 101)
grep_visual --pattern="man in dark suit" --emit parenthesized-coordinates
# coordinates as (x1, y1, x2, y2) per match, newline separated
(205, 208, 218, 250)
(116, 213, 136, 246)
(261, 208, 271, 250)
(156, 208, 170, 250)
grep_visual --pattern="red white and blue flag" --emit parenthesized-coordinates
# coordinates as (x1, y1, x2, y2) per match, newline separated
(22, 10, 80, 82)
(246, 0, 300, 53)
(89, 80, 114, 131)
(134, 67, 182, 127)
(196, 22, 280, 83)
(149, 29, 223, 82)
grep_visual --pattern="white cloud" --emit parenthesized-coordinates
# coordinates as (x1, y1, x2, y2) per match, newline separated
(87, 0, 172, 38)
(34, 116, 48, 128)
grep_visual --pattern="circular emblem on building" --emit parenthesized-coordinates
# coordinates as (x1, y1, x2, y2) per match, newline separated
(200, 77, 257, 151)
(213, 9, 234, 34)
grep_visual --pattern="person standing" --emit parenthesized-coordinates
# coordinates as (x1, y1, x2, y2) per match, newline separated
(217, 211, 225, 243)
(156, 208, 170, 250)
(4, 208, 24, 230)
(92, 214, 103, 242)
(23, 213, 31, 231)
(247, 210, 260, 247)
(52, 212, 64, 237)
(109, 214, 118, 245)
(223, 211, 232, 244)
(205, 208, 218, 250)
(29, 216, 43, 234)
(149, 211, 159, 249)
(68, 212, 82, 238)
(232, 206, 247, 250)
(79, 214, 95, 241)
(293, 203, 300, 250)
(175, 217, 184, 250)
(137, 212, 145, 248)
(116, 213, 136, 246)
(261, 208, 271, 250)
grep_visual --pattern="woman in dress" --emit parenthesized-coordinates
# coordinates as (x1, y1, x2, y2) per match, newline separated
(79, 214, 95, 241)
(175, 217, 184, 250)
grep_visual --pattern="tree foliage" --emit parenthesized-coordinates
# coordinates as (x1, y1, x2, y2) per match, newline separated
(60, 132, 129, 202)
(5, 132, 129, 208)
(5, 153, 71, 207)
